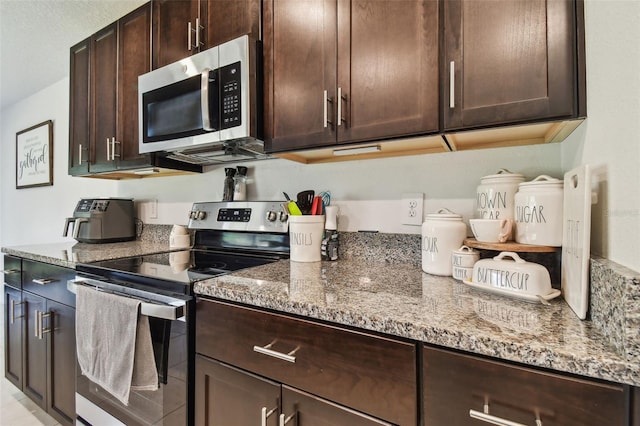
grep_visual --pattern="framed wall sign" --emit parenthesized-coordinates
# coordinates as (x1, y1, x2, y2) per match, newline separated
(16, 120, 53, 189)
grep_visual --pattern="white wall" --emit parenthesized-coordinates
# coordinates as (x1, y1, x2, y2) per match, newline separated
(0, 78, 118, 246)
(1, 0, 638, 273)
(561, 0, 640, 271)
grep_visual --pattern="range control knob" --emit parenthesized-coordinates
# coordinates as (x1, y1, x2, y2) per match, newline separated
(279, 211, 289, 222)
(189, 211, 197, 220)
(266, 210, 278, 222)
(196, 211, 207, 220)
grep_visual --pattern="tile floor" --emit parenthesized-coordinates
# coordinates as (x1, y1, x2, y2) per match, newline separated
(1, 301, 61, 426)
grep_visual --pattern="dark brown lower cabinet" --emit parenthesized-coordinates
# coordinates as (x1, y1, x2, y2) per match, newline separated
(4, 285, 23, 389)
(3, 257, 76, 426)
(423, 345, 628, 426)
(195, 355, 392, 425)
(21, 292, 76, 425)
(196, 298, 416, 425)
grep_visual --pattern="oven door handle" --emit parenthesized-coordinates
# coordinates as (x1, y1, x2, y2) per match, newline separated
(67, 280, 185, 321)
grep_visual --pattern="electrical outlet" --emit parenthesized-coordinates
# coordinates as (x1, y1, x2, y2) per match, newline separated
(149, 198, 158, 219)
(401, 193, 423, 226)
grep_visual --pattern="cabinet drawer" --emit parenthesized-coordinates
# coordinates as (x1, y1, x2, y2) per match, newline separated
(423, 346, 627, 426)
(23, 260, 75, 307)
(3, 255, 22, 289)
(197, 298, 417, 426)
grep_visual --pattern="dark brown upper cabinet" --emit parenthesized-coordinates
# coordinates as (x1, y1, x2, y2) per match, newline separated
(264, 0, 440, 153)
(443, 0, 584, 131)
(152, 0, 261, 69)
(69, 3, 152, 176)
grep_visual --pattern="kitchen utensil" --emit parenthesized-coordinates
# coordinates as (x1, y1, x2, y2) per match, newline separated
(514, 175, 564, 246)
(562, 165, 595, 320)
(297, 190, 315, 214)
(469, 218, 512, 243)
(283, 192, 302, 215)
(311, 196, 323, 215)
(466, 251, 559, 303)
(421, 208, 467, 276)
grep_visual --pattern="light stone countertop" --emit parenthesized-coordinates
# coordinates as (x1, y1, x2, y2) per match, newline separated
(2, 240, 173, 268)
(194, 259, 640, 387)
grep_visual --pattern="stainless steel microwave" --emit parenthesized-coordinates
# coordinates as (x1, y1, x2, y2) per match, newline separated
(138, 35, 267, 165)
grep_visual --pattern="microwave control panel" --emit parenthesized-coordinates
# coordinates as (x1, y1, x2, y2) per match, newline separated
(220, 61, 242, 129)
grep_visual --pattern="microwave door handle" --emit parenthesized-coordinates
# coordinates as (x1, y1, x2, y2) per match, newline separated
(201, 69, 215, 131)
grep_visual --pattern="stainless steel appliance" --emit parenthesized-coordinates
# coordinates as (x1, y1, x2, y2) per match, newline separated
(73, 201, 290, 426)
(63, 198, 136, 244)
(138, 35, 269, 165)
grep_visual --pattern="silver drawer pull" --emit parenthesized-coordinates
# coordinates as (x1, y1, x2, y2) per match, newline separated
(470, 404, 542, 426)
(261, 406, 277, 426)
(253, 341, 297, 363)
(2, 268, 20, 274)
(279, 413, 295, 426)
(35, 310, 53, 340)
(10, 299, 24, 324)
(33, 278, 58, 285)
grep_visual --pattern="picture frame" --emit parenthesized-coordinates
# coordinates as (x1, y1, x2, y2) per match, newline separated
(16, 120, 53, 189)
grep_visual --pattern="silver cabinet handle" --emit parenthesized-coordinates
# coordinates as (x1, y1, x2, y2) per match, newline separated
(279, 413, 295, 426)
(112, 137, 120, 160)
(323, 90, 333, 128)
(261, 406, 277, 426)
(10, 299, 24, 325)
(337, 87, 343, 127)
(32, 278, 58, 285)
(188, 21, 193, 50)
(79, 144, 84, 165)
(449, 60, 455, 109)
(195, 17, 201, 47)
(35, 310, 53, 340)
(106, 137, 110, 160)
(470, 404, 542, 426)
(2, 268, 20, 274)
(253, 341, 297, 363)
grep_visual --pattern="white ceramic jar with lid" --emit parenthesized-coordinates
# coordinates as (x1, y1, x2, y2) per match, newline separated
(421, 208, 467, 276)
(475, 168, 524, 221)
(514, 175, 564, 246)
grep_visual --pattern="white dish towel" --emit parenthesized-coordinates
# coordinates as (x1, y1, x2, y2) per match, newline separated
(76, 285, 158, 406)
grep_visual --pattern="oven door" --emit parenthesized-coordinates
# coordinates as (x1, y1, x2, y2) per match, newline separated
(70, 277, 192, 426)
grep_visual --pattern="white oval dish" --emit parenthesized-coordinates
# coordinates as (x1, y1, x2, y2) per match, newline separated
(465, 251, 559, 303)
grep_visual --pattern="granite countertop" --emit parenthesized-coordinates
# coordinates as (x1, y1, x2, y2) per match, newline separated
(1, 240, 173, 268)
(194, 259, 640, 387)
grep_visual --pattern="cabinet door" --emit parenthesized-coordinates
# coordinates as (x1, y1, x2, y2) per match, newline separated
(117, 3, 153, 169)
(46, 300, 76, 426)
(4, 287, 23, 389)
(282, 385, 392, 425)
(202, 0, 261, 47)
(265, 0, 337, 151)
(423, 346, 627, 426)
(152, 0, 200, 68)
(443, 0, 577, 130)
(90, 23, 118, 173)
(195, 355, 280, 426)
(336, 0, 439, 144)
(69, 38, 91, 176)
(22, 292, 47, 409)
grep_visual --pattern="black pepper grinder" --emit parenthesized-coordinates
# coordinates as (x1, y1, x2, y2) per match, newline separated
(222, 168, 236, 201)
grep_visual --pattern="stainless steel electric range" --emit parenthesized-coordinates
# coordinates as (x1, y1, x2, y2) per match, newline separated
(72, 201, 290, 426)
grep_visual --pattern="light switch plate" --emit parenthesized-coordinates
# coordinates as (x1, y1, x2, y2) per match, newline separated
(401, 193, 424, 226)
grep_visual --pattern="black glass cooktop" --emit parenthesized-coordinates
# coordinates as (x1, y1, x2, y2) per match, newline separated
(76, 249, 280, 295)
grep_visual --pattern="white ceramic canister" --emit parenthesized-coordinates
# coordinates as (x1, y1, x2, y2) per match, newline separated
(514, 175, 564, 246)
(475, 169, 525, 221)
(422, 209, 467, 276)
